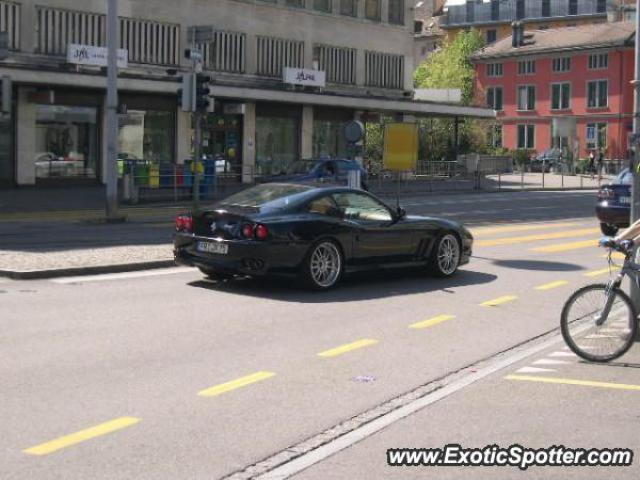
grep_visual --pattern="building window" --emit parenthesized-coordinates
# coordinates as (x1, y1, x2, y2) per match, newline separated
(256, 36, 304, 77)
(314, 44, 357, 85)
(389, 0, 404, 25)
(488, 124, 502, 148)
(486, 63, 503, 77)
(197, 30, 246, 74)
(285, 0, 304, 8)
(569, 0, 578, 15)
(365, 50, 404, 89)
(541, 0, 551, 17)
(486, 29, 497, 44)
(118, 110, 175, 167)
(517, 125, 535, 149)
(586, 123, 607, 150)
(588, 53, 608, 69)
(551, 83, 571, 110)
(256, 105, 300, 177)
(0, 0, 20, 50)
(313, 0, 331, 12)
(596, 0, 606, 13)
(491, 0, 500, 21)
(365, 0, 381, 21)
(552, 57, 571, 72)
(587, 80, 608, 108)
(517, 85, 536, 111)
(486, 86, 503, 111)
(516, 0, 525, 20)
(466, 0, 475, 22)
(517, 59, 536, 75)
(340, 0, 357, 16)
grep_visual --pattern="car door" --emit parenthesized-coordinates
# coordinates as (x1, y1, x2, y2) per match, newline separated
(332, 192, 414, 266)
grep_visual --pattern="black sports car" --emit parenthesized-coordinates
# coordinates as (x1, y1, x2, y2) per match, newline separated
(174, 183, 473, 290)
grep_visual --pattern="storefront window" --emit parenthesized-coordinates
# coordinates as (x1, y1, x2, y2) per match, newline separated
(313, 120, 348, 159)
(118, 109, 174, 165)
(256, 116, 298, 176)
(202, 114, 242, 175)
(35, 105, 98, 179)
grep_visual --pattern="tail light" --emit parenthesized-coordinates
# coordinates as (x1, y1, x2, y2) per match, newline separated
(598, 189, 615, 200)
(255, 224, 269, 240)
(241, 223, 254, 238)
(175, 215, 193, 233)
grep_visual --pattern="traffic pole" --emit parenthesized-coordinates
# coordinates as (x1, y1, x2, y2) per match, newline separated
(105, 0, 119, 220)
(630, 0, 640, 307)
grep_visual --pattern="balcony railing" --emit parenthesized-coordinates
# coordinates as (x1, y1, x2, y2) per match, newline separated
(440, 0, 610, 27)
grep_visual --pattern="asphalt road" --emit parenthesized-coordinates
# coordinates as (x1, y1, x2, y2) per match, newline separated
(2, 190, 638, 479)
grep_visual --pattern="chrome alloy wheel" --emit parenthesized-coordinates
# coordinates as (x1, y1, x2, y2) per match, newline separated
(437, 234, 460, 276)
(310, 241, 342, 288)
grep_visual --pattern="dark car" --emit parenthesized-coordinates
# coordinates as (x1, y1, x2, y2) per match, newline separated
(529, 149, 563, 173)
(596, 168, 632, 236)
(263, 158, 369, 190)
(174, 183, 473, 290)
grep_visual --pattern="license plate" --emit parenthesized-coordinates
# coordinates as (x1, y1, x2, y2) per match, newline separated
(619, 196, 631, 204)
(197, 241, 228, 255)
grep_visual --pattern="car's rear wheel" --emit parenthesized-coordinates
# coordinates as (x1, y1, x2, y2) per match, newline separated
(600, 223, 619, 236)
(302, 240, 343, 290)
(198, 267, 233, 281)
(429, 233, 461, 277)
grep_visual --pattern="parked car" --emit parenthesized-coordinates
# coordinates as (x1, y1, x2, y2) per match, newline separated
(262, 158, 369, 190)
(174, 183, 473, 290)
(596, 168, 632, 236)
(34, 152, 84, 177)
(529, 149, 563, 173)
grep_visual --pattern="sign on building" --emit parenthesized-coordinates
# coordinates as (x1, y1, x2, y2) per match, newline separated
(67, 44, 128, 69)
(283, 67, 326, 88)
(383, 123, 419, 171)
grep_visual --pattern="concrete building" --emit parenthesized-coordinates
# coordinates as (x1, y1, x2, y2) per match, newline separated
(0, 0, 492, 188)
(438, 0, 634, 45)
(472, 21, 635, 159)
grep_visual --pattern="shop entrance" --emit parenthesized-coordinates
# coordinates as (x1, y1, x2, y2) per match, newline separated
(203, 114, 242, 178)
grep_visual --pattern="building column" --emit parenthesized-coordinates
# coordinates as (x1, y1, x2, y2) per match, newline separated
(15, 87, 36, 185)
(242, 101, 256, 183)
(381, 0, 389, 23)
(301, 104, 314, 160)
(176, 109, 191, 164)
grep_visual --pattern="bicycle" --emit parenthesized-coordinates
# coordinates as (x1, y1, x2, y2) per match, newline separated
(560, 238, 639, 362)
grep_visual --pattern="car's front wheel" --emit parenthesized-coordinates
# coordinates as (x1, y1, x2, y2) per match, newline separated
(302, 240, 343, 290)
(600, 223, 619, 236)
(429, 233, 461, 277)
(198, 267, 233, 282)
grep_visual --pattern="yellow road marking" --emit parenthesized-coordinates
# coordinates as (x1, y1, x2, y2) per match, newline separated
(480, 295, 518, 307)
(470, 222, 580, 237)
(23, 417, 140, 456)
(602, 252, 626, 260)
(318, 339, 379, 358)
(198, 371, 276, 397)
(476, 228, 599, 247)
(506, 375, 640, 391)
(410, 314, 455, 330)
(532, 239, 598, 253)
(535, 280, 569, 291)
(584, 266, 621, 277)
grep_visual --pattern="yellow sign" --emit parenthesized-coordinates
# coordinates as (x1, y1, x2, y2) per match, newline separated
(383, 123, 418, 171)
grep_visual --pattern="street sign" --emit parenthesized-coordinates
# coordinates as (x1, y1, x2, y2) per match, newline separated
(283, 67, 326, 88)
(383, 123, 419, 171)
(67, 44, 128, 68)
(0, 32, 8, 60)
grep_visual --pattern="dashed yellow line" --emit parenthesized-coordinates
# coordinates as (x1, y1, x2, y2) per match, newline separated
(23, 417, 141, 456)
(532, 239, 598, 253)
(584, 266, 621, 277)
(477, 228, 599, 247)
(506, 375, 640, 391)
(480, 295, 518, 307)
(470, 222, 580, 237)
(410, 314, 455, 330)
(535, 280, 569, 291)
(318, 339, 379, 358)
(198, 371, 276, 397)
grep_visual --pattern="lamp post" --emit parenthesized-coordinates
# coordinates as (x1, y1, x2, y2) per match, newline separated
(105, 0, 119, 220)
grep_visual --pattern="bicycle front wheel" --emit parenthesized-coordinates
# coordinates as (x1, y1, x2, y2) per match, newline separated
(561, 284, 638, 362)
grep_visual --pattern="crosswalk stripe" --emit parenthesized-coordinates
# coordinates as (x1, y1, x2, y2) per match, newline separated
(532, 239, 597, 253)
(470, 222, 580, 237)
(505, 375, 640, 391)
(476, 228, 599, 247)
(516, 367, 555, 374)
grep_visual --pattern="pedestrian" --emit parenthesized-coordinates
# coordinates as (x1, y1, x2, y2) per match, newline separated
(597, 149, 605, 182)
(588, 150, 595, 180)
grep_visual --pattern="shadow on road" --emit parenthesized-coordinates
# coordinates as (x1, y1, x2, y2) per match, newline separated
(490, 259, 585, 272)
(187, 268, 498, 303)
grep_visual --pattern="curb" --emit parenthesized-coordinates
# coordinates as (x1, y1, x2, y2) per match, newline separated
(0, 260, 179, 280)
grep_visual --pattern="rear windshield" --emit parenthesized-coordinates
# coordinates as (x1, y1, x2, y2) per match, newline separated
(617, 169, 632, 185)
(217, 184, 314, 210)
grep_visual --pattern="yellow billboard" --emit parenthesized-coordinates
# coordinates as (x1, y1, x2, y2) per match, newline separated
(383, 123, 418, 171)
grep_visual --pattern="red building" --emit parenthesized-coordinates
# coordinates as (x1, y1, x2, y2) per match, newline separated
(472, 22, 636, 161)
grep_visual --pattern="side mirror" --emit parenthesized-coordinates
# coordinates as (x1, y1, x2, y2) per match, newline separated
(396, 207, 407, 219)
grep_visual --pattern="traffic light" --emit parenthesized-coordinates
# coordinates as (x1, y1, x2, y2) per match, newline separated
(195, 73, 214, 113)
(178, 73, 195, 112)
